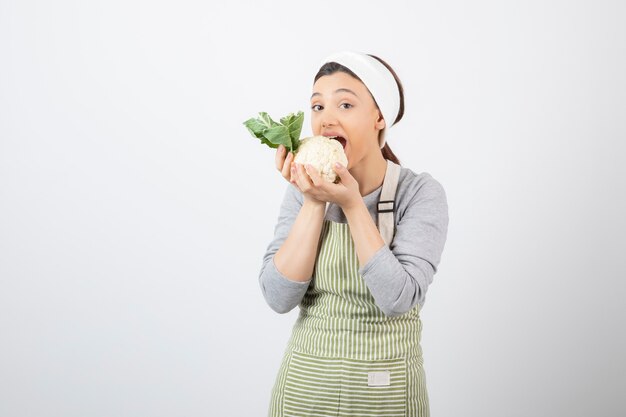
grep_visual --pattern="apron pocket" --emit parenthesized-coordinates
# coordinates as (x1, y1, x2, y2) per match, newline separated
(283, 350, 342, 416)
(338, 356, 408, 417)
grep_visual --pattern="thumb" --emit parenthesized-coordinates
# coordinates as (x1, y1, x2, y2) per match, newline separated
(333, 162, 354, 184)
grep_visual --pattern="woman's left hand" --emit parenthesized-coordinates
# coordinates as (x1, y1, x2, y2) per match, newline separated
(290, 162, 361, 210)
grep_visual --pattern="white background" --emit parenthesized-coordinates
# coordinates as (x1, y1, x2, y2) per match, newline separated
(1, 1, 625, 416)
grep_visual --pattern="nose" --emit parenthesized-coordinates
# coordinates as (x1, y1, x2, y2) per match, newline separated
(321, 112, 338, 128)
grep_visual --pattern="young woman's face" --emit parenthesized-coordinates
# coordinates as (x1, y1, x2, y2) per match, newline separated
(310, 71, 385, 169)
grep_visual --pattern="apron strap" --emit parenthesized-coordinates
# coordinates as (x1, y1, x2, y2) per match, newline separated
(378, 159, 401, 247)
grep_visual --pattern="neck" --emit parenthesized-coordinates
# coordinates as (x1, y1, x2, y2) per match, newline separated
(349, 149, 388, 197)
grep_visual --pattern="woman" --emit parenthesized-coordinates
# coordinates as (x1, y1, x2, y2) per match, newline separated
(258, 51, 449, 417)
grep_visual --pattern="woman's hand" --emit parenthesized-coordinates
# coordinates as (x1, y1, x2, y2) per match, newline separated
(275, 145, 325, 206)
(275, 144, 295, 181)
(290, 160, 361, 210)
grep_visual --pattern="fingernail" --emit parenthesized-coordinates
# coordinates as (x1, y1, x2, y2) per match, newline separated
(335, 162, 341, 168)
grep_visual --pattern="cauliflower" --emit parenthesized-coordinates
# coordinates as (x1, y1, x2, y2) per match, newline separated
(294, 135, 347, 183)
(243, 110, 348, 183)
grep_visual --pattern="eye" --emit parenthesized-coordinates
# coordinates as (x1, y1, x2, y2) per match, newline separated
(311, 104, 323, 112)
(339, 103, 353, 109)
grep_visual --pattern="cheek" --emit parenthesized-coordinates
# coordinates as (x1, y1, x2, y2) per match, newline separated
(310, 113, 319, 131)
(311, 112, 323, 124)
(348, 114, 372, 134)
(348, 110, 372, 126)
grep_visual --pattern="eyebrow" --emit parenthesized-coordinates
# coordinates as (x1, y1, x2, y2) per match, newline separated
(311, 88, 359, 99)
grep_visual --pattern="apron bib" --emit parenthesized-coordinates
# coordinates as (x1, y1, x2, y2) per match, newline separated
(268, 160, 430, 417)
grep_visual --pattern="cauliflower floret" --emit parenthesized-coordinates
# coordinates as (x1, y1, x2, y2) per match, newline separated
(294, 136, 348, 183)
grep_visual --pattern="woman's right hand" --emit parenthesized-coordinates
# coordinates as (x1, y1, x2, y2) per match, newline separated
(275, 145, 325, 207)
(275, 144, 295, 182)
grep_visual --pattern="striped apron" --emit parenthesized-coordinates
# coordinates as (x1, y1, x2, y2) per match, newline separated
(268, 160, 429, 417)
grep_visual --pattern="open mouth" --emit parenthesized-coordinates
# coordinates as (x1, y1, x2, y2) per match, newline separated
(329, 136, 347, 149)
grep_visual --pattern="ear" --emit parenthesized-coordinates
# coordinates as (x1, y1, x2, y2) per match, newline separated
(375, 111, 386, 130)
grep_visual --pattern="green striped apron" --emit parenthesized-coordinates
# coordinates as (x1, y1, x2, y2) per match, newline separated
(268, 160, 429, 417)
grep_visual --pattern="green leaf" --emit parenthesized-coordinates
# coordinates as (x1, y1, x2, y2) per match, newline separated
(280, 111, 304, 151)
(243, 117, 268, 139)
(258, 112, 279, 129)
(279, 112, 296, 126)
(242, 110, 303, 152)
(263, 125, 292, 149)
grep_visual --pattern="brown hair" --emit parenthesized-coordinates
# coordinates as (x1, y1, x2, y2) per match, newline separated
(313, 54, 404, 165)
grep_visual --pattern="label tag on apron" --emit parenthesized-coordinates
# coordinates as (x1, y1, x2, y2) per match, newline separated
(367, 371, 391, 386)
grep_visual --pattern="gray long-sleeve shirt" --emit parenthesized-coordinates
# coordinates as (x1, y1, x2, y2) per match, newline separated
(258, 165, 449, 317)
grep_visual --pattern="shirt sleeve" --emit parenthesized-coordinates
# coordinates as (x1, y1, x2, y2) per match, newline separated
(358, 176, 449, 316)
(258, 183, 312, 314)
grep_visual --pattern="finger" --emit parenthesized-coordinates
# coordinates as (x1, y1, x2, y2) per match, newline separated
(275, 145, 286, 171)
(281, 152, 294, 179)
(290, 170, 302, 192)
(333, 162, 354, 185)
(292, 163, 307, 190)
(293, 163, 306, 188)
(296, 163, 312, 189)
(304, 164, 322, 187)
(290, 162, 298, 185)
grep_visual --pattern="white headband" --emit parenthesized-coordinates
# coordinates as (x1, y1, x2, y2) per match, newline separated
(319, 51, 400, 149)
